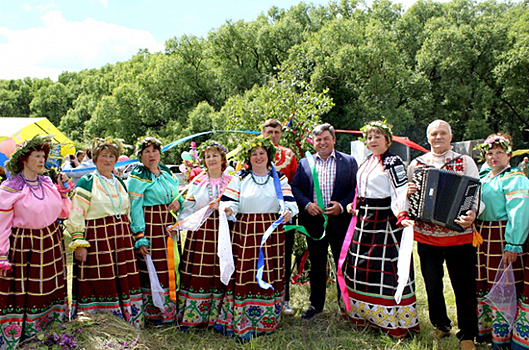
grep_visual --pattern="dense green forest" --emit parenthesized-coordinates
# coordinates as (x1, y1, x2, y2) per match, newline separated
(1, 0, 528, 161)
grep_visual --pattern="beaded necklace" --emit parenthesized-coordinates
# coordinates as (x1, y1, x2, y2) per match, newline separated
(19, 173, 45, 200)
(250, 171, 271, 186)
(207, 173, 225, 201)
(95, 171, 122, 219)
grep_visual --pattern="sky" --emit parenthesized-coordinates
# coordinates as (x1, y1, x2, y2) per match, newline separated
(0, 0, 422, 81)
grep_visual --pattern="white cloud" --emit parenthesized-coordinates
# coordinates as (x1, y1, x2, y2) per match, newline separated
(0, 11, 164, 81)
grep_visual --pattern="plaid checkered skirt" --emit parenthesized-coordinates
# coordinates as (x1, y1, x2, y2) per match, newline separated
(475, 220, 529, 347)
(214, 213, 285, 340)
(343, 197, 419, 338)
(136, 204, 176, 324)
(177, 211, 225, 328)
(72, 215, 143, 328)
(0, 221, 68, 350)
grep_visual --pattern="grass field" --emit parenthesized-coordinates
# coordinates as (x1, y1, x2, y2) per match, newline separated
(20, 243, 490, 350)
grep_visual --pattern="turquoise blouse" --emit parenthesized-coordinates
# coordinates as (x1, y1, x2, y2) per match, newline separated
(478, 166, 529, 253)
(127, 163, 183, 234)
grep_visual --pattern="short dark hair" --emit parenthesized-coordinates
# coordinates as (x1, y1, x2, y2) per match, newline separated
(262, 119, 282, 131)
(312, 123, 336, 138)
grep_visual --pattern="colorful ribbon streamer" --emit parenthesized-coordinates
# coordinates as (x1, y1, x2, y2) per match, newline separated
(255, 163, 285, 290)
(336, 192, 358, 312)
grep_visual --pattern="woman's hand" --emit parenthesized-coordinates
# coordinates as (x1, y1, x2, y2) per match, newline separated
(137, 245, 149, 256)
(59, 173, 68, 183)
(224, 207, 234, 217)
(209, 201, 219, 211)
(168, 200, 181, 212)
(0, 268, 10, 277)
(400, 219, 415, 227)
(504, 251, 518, 265)
(281, 211, 291, 223)
(75, 247, 87, 262)
(346, 203, 354, 214)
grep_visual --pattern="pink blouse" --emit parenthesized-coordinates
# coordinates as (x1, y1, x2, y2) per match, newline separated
(0, 175, 68, 260)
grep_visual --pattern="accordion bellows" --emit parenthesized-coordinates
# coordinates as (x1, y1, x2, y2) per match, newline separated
(409, 168, 480, 232)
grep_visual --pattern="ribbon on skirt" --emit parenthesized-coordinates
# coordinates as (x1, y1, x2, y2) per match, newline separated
(336, 191, 358, 312)
(218, 209, 235, 285)
(167, 236, 179, 301)
(394, 226, 414, 304)
(255, 163, 286, 290)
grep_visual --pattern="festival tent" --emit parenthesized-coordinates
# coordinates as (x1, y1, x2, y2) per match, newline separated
(0, 117, 75, 167)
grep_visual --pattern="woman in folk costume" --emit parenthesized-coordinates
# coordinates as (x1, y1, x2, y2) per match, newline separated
(214, 136, 298, 340)
(66, 138, 143, 328)
(127, 137, 182, 325)
(0, 135, 72, 350)
(176, 141, 232, 329)
(474, 133, 529, 349)
(342, 121, 420, 338)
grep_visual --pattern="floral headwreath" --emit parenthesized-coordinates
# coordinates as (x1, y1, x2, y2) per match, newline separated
(236, 136, 276, 164)
(5, 135, 54, 175)
(135, 136, 162, 157)
(92, 137, 127, 156)
(199, 140, 227, 157)
(359, 120, 393, 144)
(474, 135, 512, 161)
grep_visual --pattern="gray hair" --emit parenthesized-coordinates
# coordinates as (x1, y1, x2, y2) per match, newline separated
(426, 120, 452, 137)
(312, 123, 336, 138)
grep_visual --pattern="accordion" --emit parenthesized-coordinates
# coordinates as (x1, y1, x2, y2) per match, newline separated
(409, 168, 480, 232)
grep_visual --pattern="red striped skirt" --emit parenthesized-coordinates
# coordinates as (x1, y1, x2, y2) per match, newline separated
(72, 215, 143, 328)
(214, 213, 285, 340)
(0, 221, 68, 350)
(178, 211, 225, 328)
(136, 204, 176, 324)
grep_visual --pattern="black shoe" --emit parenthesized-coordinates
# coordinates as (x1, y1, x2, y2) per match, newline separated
(302, 305, 321, 320)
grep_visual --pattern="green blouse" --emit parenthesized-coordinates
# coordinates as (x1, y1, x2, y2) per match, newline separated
(479, 166, 529, 253)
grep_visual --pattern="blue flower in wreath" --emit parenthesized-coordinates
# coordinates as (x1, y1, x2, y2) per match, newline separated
(248, 306, 262, 318)
(493, 323, 510, 337)
(275, 303, 282, 315)
(516, 324, 529, 338)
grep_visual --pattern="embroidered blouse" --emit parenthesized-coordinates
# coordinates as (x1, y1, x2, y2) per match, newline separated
(180, 172, 232, 220)
(0, 175, 69, 269)
(478, 166, 529, 253)
(357, 151, 408, 217)
(407, 149, 480, 246)
(221, 170, 299, 217)
(127, 163, 182, 234)
(65, 173, 130, 248)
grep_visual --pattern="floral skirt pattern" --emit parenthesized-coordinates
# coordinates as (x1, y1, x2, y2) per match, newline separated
(476, 220, 528, 349)
(72, 215, 144, 328)
(0, 222, 68, 350)
(137, 205, 177, 325)
(177, 212, 225, 328)
(213, 213, 285, 340)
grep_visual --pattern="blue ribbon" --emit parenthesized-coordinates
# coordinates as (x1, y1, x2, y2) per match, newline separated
(255, 163, 285, 290)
